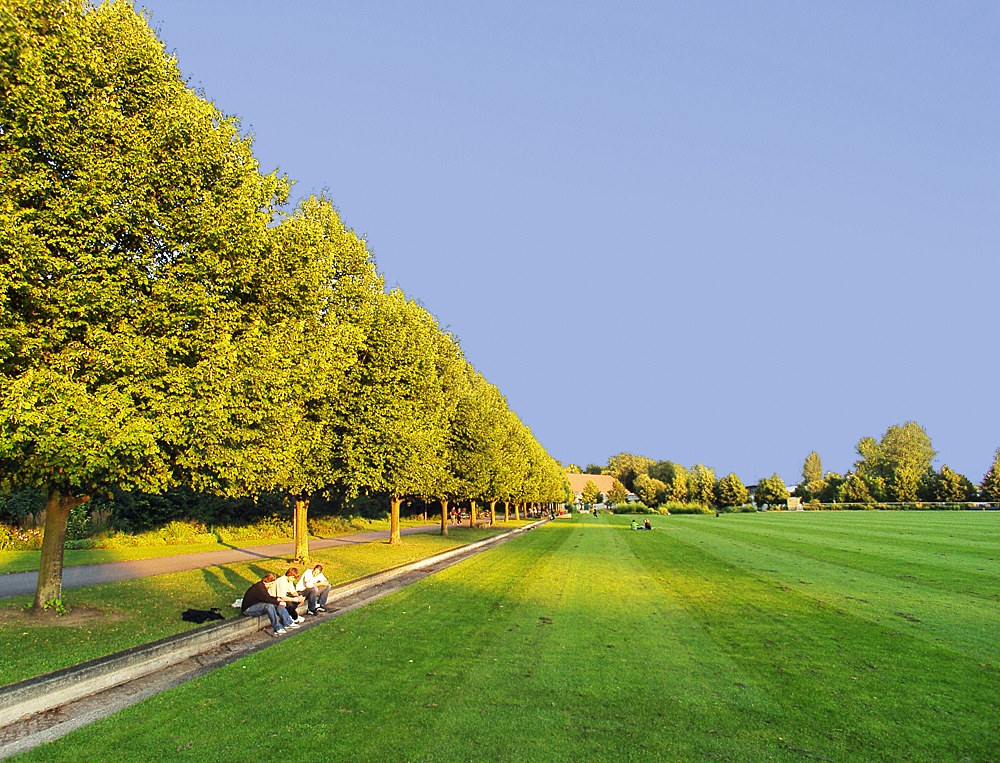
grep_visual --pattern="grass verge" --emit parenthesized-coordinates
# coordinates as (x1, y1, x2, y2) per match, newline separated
(0, 523, 522, 687)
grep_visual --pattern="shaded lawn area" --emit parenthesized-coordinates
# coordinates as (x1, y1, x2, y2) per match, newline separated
(14, 511, 1000, 762)
(0, 524, 519, 686)
(0, 517, 434, 575)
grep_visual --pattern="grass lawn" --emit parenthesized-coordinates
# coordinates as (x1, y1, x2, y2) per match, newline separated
(0, 524, 519, 686)
(0, 517, 432, 575)
(13, 511, 1000, 762)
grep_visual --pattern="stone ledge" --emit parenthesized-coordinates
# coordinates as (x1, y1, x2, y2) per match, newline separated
(0, 614, 263, 727)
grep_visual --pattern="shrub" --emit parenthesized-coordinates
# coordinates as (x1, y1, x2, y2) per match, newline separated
(66, 503, 91, 540)
(309, 515, 373, 537)
(0, 523, 43, 550)
(611, 502, 655, 515)
(717, 504, 756, 514)
(213, 515, 291, 544)
(0, 488, 46, 526)
(660, 501, 712, 515)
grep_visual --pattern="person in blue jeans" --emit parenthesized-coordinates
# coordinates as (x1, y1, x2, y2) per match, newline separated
(241, 573, 296, 636)
(296, 564, 331, 615)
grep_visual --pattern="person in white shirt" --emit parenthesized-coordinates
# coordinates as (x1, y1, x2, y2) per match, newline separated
(266, 567, 306, 624)
(296, 563, 331, 615)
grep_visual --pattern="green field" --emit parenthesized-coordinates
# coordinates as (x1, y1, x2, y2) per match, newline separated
(15, 512, 1000, 762)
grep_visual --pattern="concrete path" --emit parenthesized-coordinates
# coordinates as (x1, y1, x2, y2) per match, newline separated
(0, 524, 440, 600)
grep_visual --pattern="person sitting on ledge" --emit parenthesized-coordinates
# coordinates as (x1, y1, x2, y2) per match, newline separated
(241, 573, 296, 636)
(269, 567, 306, 624)
(297, 563, 331, 615)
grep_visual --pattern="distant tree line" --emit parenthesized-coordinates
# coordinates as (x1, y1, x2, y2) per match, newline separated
(0, 1, 567, 610)
(796, 423, 1000, 505)
(569, 454, 752, 513)
(574, 422, 1000, 512)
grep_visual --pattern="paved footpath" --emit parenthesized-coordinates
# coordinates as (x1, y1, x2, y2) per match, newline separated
(0, 524, 439, 600)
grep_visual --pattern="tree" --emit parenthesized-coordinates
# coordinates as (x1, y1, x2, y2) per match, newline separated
(854, 422, 936, 502)
(934, 466, 978, 502)
(688, 464, 717, 507)
(664, 464, 689, 502)
(0, 0, 284, 608)
(581, 479, 601, 506)
(333, 291, 448, 544)
(264, 197, 380, 560)
(818, 472, 845, 503)
(607, 479, 628, 506)
(981, 449, 1000, 502)
(584, 464, 603, 475)
(564, 464, 582, 474)
(798, 452, 827, 501)
(632, 474, 665, 508)
(754, 474, 789, 507)
(605, 453, 654, 492)
(837, 472, 873, 504)
(802, 452, 823, 485)
(445, 367, 509, 531)
(717, 473, 749, 507)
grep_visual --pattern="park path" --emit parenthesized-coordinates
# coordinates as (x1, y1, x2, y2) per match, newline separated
(0, 524, 439, 600)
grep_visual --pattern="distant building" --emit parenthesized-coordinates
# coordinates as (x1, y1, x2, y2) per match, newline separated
(565, 473, 618, 504)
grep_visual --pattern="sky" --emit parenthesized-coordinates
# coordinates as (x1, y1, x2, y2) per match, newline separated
(136, 1, 1000, 485)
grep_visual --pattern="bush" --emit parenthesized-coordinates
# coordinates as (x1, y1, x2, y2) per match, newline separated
(213, 515, 291, 545)
(0, 488, 46, 526)
(0, 523, 43, 551)
(309, 515, 375, 537)
(717, 504, 756, 514)
(611, 502, 654, 514)
(660, 501, 712, 515)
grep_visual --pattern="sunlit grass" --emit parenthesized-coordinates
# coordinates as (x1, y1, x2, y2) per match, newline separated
(12, 512, 1000, 762)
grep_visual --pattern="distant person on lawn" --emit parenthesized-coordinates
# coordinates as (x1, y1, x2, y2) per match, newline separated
(241, 573, 296, 636)
(297, 563, 331, 615)
(644, 519, 652, 530)
(268, 567, 306, 624)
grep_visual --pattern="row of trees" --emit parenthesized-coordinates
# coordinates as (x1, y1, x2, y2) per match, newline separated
(568, 457, 756, 510)
(0, 0, 566, 610)
(796, 423, 1000, 504)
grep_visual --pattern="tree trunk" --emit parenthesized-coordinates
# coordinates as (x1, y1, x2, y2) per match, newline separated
(504, 501, 510, 522)
(34, 489, 88, 611)
(514, 502, 521, 521)
(439, 499, 449, 536)
(293, 496, 309, 562)
(389, 496, 403, 545)
(489, 500, 497, 525)
(469, 499, 477, 528)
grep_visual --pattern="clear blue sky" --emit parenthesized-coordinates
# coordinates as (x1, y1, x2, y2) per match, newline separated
(138, 1, 1000, 485)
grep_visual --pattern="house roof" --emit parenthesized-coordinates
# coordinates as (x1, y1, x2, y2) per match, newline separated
(565, 473, 617, 496)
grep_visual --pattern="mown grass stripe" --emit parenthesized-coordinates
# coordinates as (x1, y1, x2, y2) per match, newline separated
(664, 516, 1000, 660)
(680, 515, 1000, 604)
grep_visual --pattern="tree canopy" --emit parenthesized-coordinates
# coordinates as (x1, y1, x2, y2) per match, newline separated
(0, 0, 564, 602)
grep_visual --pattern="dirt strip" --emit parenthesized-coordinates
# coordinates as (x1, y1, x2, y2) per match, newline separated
(0, 521, 544, 760)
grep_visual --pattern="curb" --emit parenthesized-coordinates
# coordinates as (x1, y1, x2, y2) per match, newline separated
(0, 519, 546, 730)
